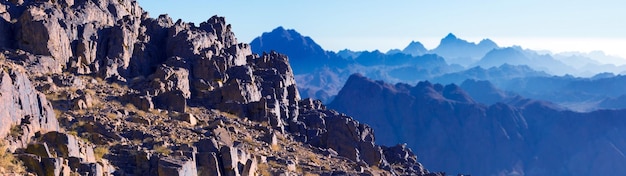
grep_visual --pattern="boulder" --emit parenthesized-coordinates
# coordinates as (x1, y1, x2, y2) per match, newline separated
(157, 156, 198, 176)
(196, 152, 221, 176)
(72, 93, 94, 110)
(16, 6, 71, 70)
(241, 159, 257, 176)
(41, 132, 96, 163)
(154, 90, 187, 112)
(25, 143, 53, 158)
(126, 94, 154, 111)
(41, 157, 71, 176)
(212, 128, 233, 147)
(18, 154, 44, 175)
(180, 113, 197, 126)
(219, 146, 238, 171)
(78, 162, 104, 176)
(149, 63, 191, 99)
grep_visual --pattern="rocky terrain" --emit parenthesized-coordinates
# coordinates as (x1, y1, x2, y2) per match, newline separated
(329, 73, 626, 176)
(0, 0, 442, 175)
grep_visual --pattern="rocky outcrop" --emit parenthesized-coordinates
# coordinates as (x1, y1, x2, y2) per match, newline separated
(0, 0, 439, 175)
(0, 62, 59, 150)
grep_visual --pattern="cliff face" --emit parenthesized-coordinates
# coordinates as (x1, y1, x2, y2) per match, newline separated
(0, 0, 437, 175)
(0, 61, 59, 151)
(329, 73, 626, 176)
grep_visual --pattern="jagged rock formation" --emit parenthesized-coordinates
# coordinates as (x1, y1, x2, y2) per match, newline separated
(0, 0, 440, 175)
(330, 73, 626, 176)
(0, 61, 59, 150)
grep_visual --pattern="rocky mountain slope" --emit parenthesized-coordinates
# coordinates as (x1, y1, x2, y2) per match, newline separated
(0, 0, 441, 175)
(329, 74, 626, 176)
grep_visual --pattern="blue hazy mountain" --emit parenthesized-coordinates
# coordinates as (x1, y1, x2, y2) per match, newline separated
(460, 79, 523, 105)
(250, 27, 349, 74)
(250, 27, 463, 102)
(337, 49, 363, 59)
(432, 64, 550, 85)
(473, 47, 577, 75)
(429, 33, 499, 66)
(433, 65, 626, 111)
(401, 41, 428, 56)
(329, 74, 626, 176)
(251, 27, 626, 109)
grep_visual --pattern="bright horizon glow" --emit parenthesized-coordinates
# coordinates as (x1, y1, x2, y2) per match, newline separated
(136, 0, 626, 62)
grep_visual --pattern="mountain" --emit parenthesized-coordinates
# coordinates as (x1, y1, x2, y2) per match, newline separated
(329, 74, 626, 176)
(474, 47, 577, 75)
(402, 41, 428, 56)
(251, 28, 468, 103)
(250, 27, 349, 74)
(500, 74, 626, 111)
(337, 49, 362, 59)
(0, 1, 437, 175)
(432, 64, 550, 85)
(430, 33, 499, 66)
(459, 79, 520, 105)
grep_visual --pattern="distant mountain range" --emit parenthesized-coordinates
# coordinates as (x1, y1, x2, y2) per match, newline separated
(249, 27, 626, 110)
(328, 74, 626, 176)
(430, 33, 499, 66)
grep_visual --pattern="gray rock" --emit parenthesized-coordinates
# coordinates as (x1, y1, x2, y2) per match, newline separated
(196, 138, 219, 153)
(0, 62, 59, 150)
(157, 156, 198, 176)
(219, 146, 239, 176)
(41, 157, 71, 176)
(180, 113, 197, 126)
(155, 90, 187, 112)
(78, 162, 104, 176)
(16, 7, 71, 71)
(263, 132, 278, 147)
(25, 143, 53, 158)
(72, 93, 94, 110)
(242, 159, 257, 176)
(196, 152, 221, 176)
(41, 132, 96, 163)
(18, 154, 44, 175)
(212, 127, 233, 147)
(126, 94, 154, 111)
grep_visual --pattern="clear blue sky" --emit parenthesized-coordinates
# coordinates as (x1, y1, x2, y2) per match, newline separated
(137, 0, 626, 57)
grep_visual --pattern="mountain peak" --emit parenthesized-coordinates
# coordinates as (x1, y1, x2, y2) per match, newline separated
(479, 38, 498, 48)
(273, 26, 286, 32)
(402, 41, 427, 56)
(444, 33, 458, 40)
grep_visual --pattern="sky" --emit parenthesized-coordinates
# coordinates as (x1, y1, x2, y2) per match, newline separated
(136, 0, 626, 59)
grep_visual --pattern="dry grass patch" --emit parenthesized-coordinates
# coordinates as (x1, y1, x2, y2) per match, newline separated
(94, 146, 109, 162)
(270, 143, 281, 152)
(0, 142, 25, 174)
(219, 111, 239, 119)
(307, 152, 321, 165)
(256, 163, 273, 176)
(9, 125, 22, 139)
(106, 112, 118, 119)
(153, 145, 172, 155)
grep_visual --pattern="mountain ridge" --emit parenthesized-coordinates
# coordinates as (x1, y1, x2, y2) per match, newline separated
(329, 73, 626, 176)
